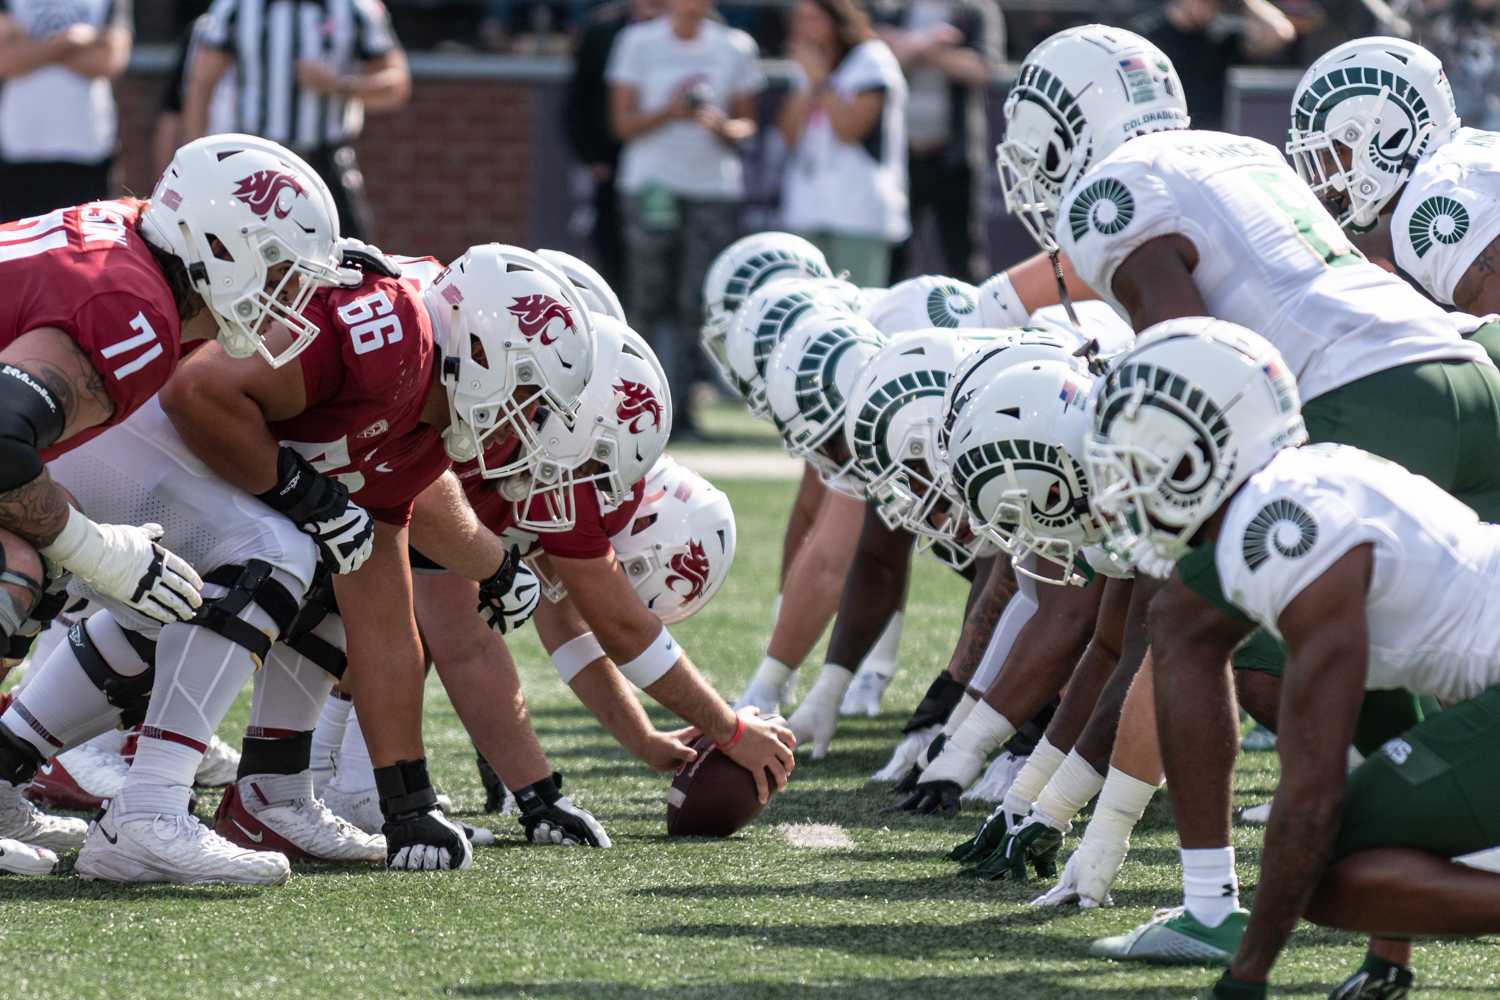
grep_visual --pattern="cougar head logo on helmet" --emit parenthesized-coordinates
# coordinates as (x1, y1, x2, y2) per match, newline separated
(511, 294, 575, 345)
(1287, 37, 1459, 231)
(139, 134, 343, 368)
(233, 170, 308, 220)
(999, 25, 1187, 251)
(614, 379, 663, 433)
(1086, 317, 1306, 571)
(665, 541, 711, 602)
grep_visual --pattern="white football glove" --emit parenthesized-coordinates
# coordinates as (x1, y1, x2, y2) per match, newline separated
(384, 808, 474, 871)
(478, 555, 540, 635)
(1028, 827, 1127, 908)
(963, 751, 1027, 803)
(788, 664, 852, 758)
(39, 511, 202, 624)
(872, 725, 941, 781)
(305, 505, 374, 575)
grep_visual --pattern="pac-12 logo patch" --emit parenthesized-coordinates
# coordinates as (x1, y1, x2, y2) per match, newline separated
(1242, 497, 1318, 571)
(664, 540, 710, 601)
(233, 171, 307, 220)
(613, 379, 663, 433)
(510, 295, 575, 345)
(1409, 196, 1470, 258)
(1070, 178, 1135, 242)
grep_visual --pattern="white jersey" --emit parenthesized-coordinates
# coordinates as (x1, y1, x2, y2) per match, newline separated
(1392, 128, 1500, 306)
(1058, 130, 1489, 402)
(1217, 444, 1500, 703)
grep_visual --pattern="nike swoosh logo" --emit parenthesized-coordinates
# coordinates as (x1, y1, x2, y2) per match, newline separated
(101, 824, 117, 845)
(376, 463, 393, 474)
(39, 763, 52, 775)
(231, 819, 264, 843)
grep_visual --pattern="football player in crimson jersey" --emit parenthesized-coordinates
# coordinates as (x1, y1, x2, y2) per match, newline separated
(0, 134, 342, 668)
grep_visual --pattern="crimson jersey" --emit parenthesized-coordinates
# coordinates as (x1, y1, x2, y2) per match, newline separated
(268, 273, 447, 527)
(0, 201, 180, 460)
(457, 453, 645, 560)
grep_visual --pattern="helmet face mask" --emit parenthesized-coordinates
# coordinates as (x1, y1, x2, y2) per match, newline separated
(1287, 38, 1459, 231)
(140, 134, 344, 367)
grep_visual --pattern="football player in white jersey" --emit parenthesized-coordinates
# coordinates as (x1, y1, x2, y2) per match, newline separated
(1090, 318, 1500, 1000)
(998, 23, 1500, 965)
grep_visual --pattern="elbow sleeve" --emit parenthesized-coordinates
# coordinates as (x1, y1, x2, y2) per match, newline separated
(0, 366, 65, 492)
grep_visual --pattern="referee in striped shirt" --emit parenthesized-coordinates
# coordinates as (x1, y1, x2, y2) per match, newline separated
(182, 0, 410, 239)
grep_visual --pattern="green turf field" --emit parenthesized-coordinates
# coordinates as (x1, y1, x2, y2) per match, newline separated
(2, 473, 1496, 1000)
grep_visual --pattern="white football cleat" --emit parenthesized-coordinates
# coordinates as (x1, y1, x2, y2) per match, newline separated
(194, 735, 240, 788)
(0, 837, 58, 875)
(963, 751, 1027, 803)
(733, 679, 788, 717)
(0, 779, 87, 851)
(840, 669, 892, 718)
(322, 784, 383, 835)
(214, 773, 385, 863)
(456, 820, 496, 846)
(1240, 801, 1272, 824)
(75, 794, 291, 885)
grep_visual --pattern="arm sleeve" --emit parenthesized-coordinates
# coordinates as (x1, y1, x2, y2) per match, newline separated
(1057, 157, 1190, 306)
(353, 0, 398, 60)
(1217, 485, 1370, 638)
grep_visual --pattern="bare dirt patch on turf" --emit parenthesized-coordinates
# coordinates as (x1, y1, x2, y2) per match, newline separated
(777, 822, 856, 848)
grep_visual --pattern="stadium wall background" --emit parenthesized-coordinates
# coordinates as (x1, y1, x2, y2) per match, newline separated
(113, 50, 1301, 271)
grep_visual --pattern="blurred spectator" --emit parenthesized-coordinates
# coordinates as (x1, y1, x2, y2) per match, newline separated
(0, 0, 133, 222)
(872, 0, 1002, 283)
(483, 0, 573, 53)
(778, 0, 908, 286)
(183, 0, 412, 240)
(154, 14, 238, 176)
(608, 0, 762, 438)
(563, 0, 666, 295)
(1408, 0, 1500, 129)
(1141, 0, 1294, 132)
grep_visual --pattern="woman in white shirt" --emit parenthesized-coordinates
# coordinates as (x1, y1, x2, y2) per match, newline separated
(607, 0, 764, 438)
(778, 0, 908, 287)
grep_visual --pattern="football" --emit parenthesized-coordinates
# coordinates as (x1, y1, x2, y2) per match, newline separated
(666, 733, 776, 837)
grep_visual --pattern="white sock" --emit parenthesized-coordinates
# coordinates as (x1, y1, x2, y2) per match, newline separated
(311, 691, 354, 773)
(942, 694, 978, 737)
(1182, 846, 1240, 928)
(856, 610, 904, 678)
(1007, 736, 1067, 806)
(750, 655, 794, 693)
(1085, 766, 1159, 845)
(1032, 749, 1105, 829)
(331, 707, 375, 793)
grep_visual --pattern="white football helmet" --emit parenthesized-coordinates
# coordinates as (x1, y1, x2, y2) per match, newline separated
(610, 456, 737, 624)
(700, 233, 832, 394)
(999, 25, 1188, 250)
(139, 134, 344, 367)
(537, 249, 626, 323)
(940, 328, 1088, 456)
(764, 310, 886, 494)
(1287, 37, 1459, 232)
(726, 278, 858, 419)
(1086, 317, 1307, 565)
(428, 244, 596, 479)
(845, 330, 987, 568)
(947, 360, 1101, 586)
(859, 275, 984, 335)
(515, 315, 671, 532)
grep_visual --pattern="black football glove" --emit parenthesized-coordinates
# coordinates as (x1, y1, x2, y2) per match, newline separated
(891, 778, 963, 817)
(477, 546, 539, 635)
(375, 758, 472, 871)
(257, 448, 373, 574)
(1210, 973, 1267, 1000)
(515, 775, 611, 847)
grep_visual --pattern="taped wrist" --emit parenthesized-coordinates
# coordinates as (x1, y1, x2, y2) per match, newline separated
(903, 670, 965, 733)
(515, 773, 564, 817)
(478, 545, 520, 602)
(257, 447, 349, 527)
(374, 757, 439, 821)
(0, 364, 65, 492)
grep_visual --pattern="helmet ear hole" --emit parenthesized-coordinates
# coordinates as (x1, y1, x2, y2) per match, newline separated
(1170, 453, 1196, 483)
(205, 235, 235, 262)
(1045, 143, 1060, 173)
(469, 334, 491, 369)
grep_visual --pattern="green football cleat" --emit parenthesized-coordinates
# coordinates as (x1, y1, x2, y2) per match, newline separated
(957, 818, 1063, 881)
(1089, 906, 1248, 965)
(949, 806, 1008, 862)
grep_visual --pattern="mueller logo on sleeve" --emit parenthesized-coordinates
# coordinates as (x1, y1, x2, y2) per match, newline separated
(233, 171, 308, 220)
(510, 295, 575, 345)
(664, 540, 710, 601)
(613, 379, 663, 433)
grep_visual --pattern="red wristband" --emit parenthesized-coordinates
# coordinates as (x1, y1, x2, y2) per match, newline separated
(714, 714, 745, 751)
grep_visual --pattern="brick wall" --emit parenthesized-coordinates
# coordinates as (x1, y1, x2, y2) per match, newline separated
(111, 71, 539, 264)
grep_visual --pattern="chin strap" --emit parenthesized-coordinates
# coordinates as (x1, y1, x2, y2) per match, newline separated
(1047, 246, 1082, 330)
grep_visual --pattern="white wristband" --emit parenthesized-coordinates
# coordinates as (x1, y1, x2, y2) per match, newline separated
(978, 271, 1029, 328)
(617, 625, 680, 689)
(551, 631, 606, 684)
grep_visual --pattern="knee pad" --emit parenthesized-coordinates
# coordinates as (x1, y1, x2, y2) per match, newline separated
(279, 565, 346, 680)
(0, 720, 44, 786)
(69, 618, 158, 729)
(187, 561, 300, 668)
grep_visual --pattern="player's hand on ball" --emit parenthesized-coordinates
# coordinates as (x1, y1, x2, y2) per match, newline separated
(515, 775, 611, 847)
(722, 709, 796, 804)
(383, 808, 473, 871)
(637, 727, 701, 773)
